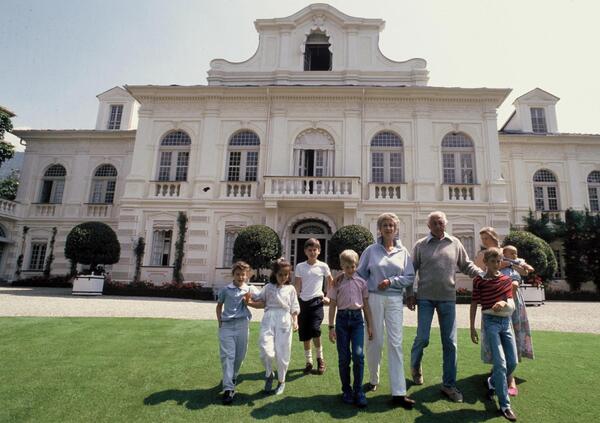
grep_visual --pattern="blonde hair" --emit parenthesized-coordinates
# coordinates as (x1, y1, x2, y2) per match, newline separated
(339, 249, 359, 266)
(231, 261, 251, 275)
(503, 245, 518, 254)
(483, 247, 502, 262)
(377, 212, 400, 231)
(479, 226, 500, 247)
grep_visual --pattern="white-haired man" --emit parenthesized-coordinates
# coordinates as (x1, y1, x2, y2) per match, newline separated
(407, 211, 482, 403)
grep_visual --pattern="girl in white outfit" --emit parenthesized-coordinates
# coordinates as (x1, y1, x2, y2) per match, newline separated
(257, 258, 300, 395)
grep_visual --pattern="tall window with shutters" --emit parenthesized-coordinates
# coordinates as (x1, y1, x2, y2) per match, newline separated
(226, 131, 260, 182)
(587, 171, 600, 212)
(530, 107, 547, 133)
(156, 131, 191, 181)
(89, 164, 117, 204)
(533, 169, 559, 211)
(107, 105, 123, 130)
(370, 131, 404, 183)
(150, 229, 173, 266)
(441, 133, 476, 184)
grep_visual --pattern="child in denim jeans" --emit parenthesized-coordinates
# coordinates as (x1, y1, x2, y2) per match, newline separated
(470, 248, 518, 422)
(328, 250, 373, 408)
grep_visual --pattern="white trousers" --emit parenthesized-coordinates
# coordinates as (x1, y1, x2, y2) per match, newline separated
(259, 308, 293, 382)
(366, 293, 407, 396)
(219, 318, 249, 391)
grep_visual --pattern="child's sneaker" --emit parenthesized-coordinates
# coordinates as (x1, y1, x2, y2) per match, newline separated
(222, 390, 235, 405)
(341, 391, 354, 404)
(355, 391, 368, 408)
(317, 357, 326, 375)
(274, 382, 285, 395)
(264, 373, 274, 393)
(303, 362, 313, 374)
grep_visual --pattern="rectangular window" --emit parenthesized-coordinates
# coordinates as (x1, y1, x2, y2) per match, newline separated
(29, 242, 47, 271)
(107, 105, 124, 130)
(227, 152, 241, 181)
(223, 231, 238, 267)
(158, 152, 172, 181)
(534, 186, 545, 210)
(175, 152, 189, 181)
(553, 249, 563, 279)
(531, 107, 547, 133)
(151, 229, 172, 266)
(442, 153, 456, 183)
(50, 180, 64, 203)
(460, 153, 474, 184)
(589, 187, 599, 212)
(371, 152, 384, 183)
(105, 180, 116, 203)
(90, 180, 104, 203)
(389, 152, 403, 183)
(245, 151, 258, 181)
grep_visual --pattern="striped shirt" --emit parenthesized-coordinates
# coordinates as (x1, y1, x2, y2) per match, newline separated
(472, 274, 513, 311)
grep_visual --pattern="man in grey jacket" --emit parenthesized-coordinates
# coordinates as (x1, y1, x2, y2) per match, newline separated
(407, 211, 482, 403)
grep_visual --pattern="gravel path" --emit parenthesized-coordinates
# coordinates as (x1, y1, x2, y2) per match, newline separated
(1, 286, 599, 334)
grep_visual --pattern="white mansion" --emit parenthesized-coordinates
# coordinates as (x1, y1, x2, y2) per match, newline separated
(1, 4, 599, 286)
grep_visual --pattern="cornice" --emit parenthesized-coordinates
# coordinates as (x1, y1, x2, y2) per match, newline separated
(11, 129, 137, 142)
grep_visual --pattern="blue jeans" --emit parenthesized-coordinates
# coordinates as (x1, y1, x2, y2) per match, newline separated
(410, 299, 457, 387)
(483, 314, 518, 409)
(335, 309, 365, 394)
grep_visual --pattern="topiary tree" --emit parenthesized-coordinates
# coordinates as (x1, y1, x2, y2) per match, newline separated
(563, 209, 592, 291)
(233, 225, 281, 277)
(502, 230, 557, 282)
(132, 236, 145, 284)
(65, 222, 120, 274)
(328, 224, 375, 270)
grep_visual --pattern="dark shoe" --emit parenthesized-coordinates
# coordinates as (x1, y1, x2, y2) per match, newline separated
(485, 377, 495, 401)
(264, 373, 274, 393)
(411, 366, 423, 385)
(342, 391, 354, 404)
(440, 385, 463, 403)
(317, 357, 326, 375)
(355, 391, 368, 408)
(222, 390, 235, 405)
(501, 407, 517, 421)
(391, 395, 415, 410)
(364, 382, 378, 392)
(303, 362, 313, 374)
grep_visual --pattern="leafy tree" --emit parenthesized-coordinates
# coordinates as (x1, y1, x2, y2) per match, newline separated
(172, 212, 188, 284)
(133, 237, 145, 284)
(233, 225, 282, 276)
(328, 224, 374, 270)
(0, 170, 18, 200)
(65, 222, 120, 274)
(562, 209, 592, 291)
(522, 209, 564, 243)
(502, 230, 557, 282)
(0, 112, 15, 168)
(585, 212, 600, 291)
(43, 227, 58, 278)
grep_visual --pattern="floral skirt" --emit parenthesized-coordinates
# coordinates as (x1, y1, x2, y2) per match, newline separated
(481, 288, 534, 364)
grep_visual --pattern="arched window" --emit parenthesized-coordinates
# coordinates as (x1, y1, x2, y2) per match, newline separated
(441, 132, 475, 184)
(89, 164, 118, 204)
(588, 171, 600, 212)
(533, 169, 559, 211)
(39, 164, 66, 204)
(156, 131, 191, 181)
(226, 131, 260, 182)
(304, 31, 332, 71)
(293, 129, 334, 177)
(370, 131, 404, 183)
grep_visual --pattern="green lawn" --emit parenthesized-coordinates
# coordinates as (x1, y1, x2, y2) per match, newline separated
(1, 317, 598, 423)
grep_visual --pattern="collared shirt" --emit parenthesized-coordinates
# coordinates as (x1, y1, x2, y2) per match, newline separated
(328, 273, 369, 310)
(217, 282, 260, 322)
(356, 238, 415, 297)
(256, 283, 300, 314)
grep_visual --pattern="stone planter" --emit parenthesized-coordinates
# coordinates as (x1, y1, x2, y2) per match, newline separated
(519, 283, 545, 306)
(72, 275, 105, 296)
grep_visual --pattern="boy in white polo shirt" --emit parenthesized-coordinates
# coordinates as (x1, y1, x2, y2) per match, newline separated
(294, 238, 333, 375)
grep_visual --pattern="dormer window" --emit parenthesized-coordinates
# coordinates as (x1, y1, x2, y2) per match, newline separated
(107, 104, 123, 130)
(530, 107, 547, 133)
(304, 32, 331, 71)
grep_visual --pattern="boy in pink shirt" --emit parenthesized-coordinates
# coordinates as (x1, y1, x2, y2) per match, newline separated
(328, 249, 373, 407)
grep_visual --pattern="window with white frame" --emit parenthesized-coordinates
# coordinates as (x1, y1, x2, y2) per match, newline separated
(107, 105, 124, 130)
(39, 164, 66, 203)
(533, 169, 559, 211)
(587, 171, 600, 212)
(150, 229, 172, 266)
(89, 164, 117, 204)
(226, 131, 260, 182)
(293, 129, 334, 177)
(370, 131, 404, 183)
(156, 131, 191, 181)
(29, 241, 47, 271)
(223, 228, 242, 267)
(553, 248, 564, 280)
(441, 132, 475, 184)
(530, 107, 547, 133)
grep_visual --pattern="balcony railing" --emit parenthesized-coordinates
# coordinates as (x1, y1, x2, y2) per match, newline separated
(0, 199, 18, 218)
(443, 184, 479, 201)
(84, 203, 114, 218)
(534, 210, 564, 221)
(369, 183, 405, 200)
(150, 181, 187, 198)
(220, 181, 258, 199)
(263, 176, 360, 200)
(30, 203, 61, 217)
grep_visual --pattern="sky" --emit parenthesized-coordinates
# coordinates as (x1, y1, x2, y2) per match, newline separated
(2, 0, 599, 151)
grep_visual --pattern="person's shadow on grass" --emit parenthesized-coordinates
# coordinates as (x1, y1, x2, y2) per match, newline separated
(250, 393, 366, 419)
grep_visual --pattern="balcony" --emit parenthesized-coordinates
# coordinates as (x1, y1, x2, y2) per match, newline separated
(30, 203, 62, 217)
(84, 203, 114, 218)
(369, 183, 406, 200)
(534, 210, 564, 221)
(263, 176, 360, 201)
(219, 181, 259, 199)
(150, 181, 187, 198)
(0, 199, 19, 219)
(443, 184, 480, 201)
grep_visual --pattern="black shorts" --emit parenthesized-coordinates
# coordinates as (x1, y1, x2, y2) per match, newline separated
(298, 297, 324, 342)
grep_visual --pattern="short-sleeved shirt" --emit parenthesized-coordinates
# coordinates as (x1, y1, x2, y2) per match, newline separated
(294, 260, 331, 301)
(472, 274, 513, 311)
(217, 283, 260, 322)
(328, 274, 369, 310)
(256, 283, 300, 314)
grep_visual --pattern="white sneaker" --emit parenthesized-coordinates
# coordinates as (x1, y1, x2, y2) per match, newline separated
(274, 382, 285, 395)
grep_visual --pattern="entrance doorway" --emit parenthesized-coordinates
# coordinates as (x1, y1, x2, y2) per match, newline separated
(289, 219, 332, 267)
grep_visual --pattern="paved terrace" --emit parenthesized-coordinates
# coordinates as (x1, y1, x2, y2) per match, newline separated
(1, 286, 598, 334)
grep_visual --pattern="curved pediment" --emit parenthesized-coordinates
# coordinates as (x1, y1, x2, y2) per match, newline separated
(208, 3, 428, 87)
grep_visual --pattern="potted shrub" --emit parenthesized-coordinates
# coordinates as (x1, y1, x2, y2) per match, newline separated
(233, 225, 282, 282)
(65, 222, 120, 295)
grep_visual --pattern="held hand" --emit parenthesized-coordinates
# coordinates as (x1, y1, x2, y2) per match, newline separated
(367, 326, 373, 341)
(293, 320, 299, 332)
(333, 273, 344, 286)
(377, 279, 391, 290)
(242, 292, 252, 304)
(470, 328, 479, 344)
(492, 301, 507, 312)
(329, 328, 336, 343)
(322, 296, 330, 305)
(406, 295, 416, 311)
